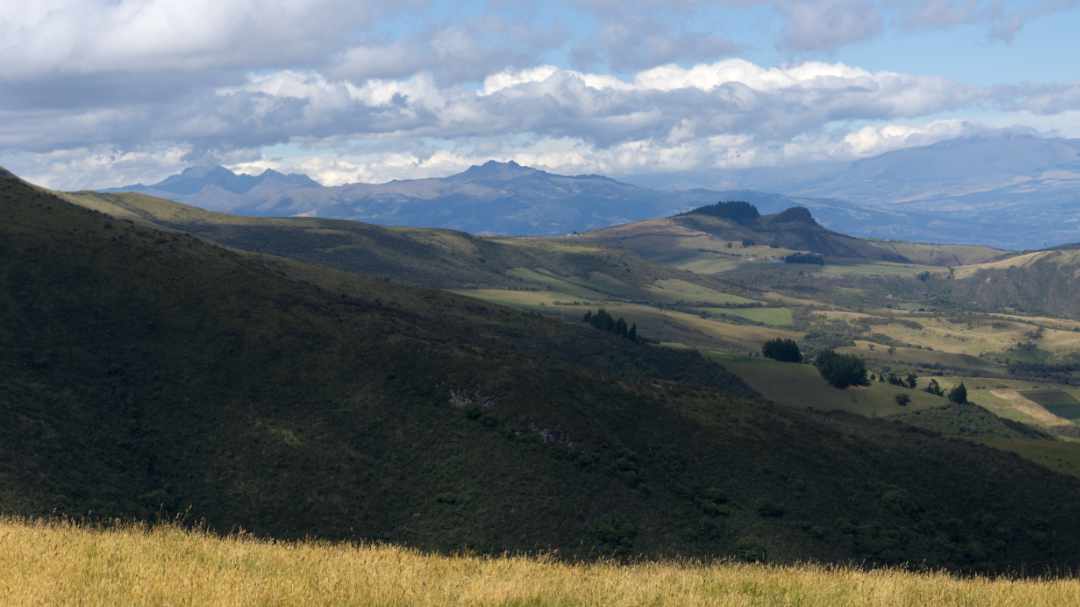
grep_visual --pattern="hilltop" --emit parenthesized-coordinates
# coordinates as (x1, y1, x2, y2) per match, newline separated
(574, 201, 1001, 267)
(6, 167, 1080, 570)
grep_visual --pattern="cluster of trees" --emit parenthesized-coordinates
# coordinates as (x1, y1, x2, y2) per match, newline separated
(783, 253, 825, 266)
(923, 379, 965, 402)
(925, 378, 945, 396)
(762, 338, 802, 363)
(583, 309, 638, 342)
(874, 371, 918, 389)
(814, 350, 869, 389)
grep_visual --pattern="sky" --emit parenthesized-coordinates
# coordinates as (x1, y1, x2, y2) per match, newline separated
(1, 0, 1079, 189)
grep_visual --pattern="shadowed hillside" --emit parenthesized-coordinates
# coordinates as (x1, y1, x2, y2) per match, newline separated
(5, 168, 1080, 571)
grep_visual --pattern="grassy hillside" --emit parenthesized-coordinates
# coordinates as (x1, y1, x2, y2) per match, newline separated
(716, 356, 945, 418)
(7, 519, 1080, 607)
(945, 247, 1080, 319)
(7, 168, 1080, 570)
(60, 190, 683, 295)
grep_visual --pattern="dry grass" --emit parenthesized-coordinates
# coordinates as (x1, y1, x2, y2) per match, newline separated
(5, 519, 1080, 607)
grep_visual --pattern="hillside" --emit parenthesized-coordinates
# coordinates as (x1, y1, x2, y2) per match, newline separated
(573, 201, 999, 267)
(7, 167, 1080, 570)
(943, 246, 1080, 319)
(6, 519, 1080, 607)
(61, 189, 696, 296)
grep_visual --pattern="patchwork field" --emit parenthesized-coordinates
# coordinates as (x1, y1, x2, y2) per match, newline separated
(1022, 390, 1080, 420)
(645, 278, 757, 305)
(704, 306, 794, 327)
(817, 262, 946, 278)
(716, 356, 945, 417)
(6, 519, 1080, 607)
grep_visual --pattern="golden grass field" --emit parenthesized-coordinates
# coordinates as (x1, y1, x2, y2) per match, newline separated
(5, 519, 1080, 607)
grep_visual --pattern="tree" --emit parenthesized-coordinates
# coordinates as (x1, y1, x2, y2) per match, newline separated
(583, 309, 640, 342)
(925, 379, 945, 397)
(905, 372, 918, 389)
(761, 338, 802, 363)
(614, 318, 628, 338)
(814, 350, 869, 389)
(948, 383, 968, 405)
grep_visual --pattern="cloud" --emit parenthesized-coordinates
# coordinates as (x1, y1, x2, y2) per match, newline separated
(572, 18, 740, 72)
(2, 1, 1078, 189)
(899, 0, 1080, 42)
(775, 0, 884, 51)
(331, 17, 566, 84)
(1, 56, 994, 187)
(0, 0, 416, 78)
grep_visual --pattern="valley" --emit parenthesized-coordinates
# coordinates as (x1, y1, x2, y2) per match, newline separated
(61, 186, 1080, 461)
(9, 3, 1080, 602)
(6, 165, 1080, 575)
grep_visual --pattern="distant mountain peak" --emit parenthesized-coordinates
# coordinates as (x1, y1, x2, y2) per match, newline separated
(769, 206, 817, 225)
(686, 201, 762, 225)
(452, 160, 541, 182)
(178, 164, 236, 178)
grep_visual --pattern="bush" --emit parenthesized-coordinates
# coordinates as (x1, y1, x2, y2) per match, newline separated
(925, 379, 945, 396)
(814, 350, 869, 389)
(948, 383, 968, 404)
(895, 394, 911, 407)
(762, 338, 802, 363)
(783, 253, 825, 265)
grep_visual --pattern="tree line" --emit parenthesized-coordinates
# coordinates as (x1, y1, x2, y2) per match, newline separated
(761, 337, 970, 401)
(583, 309, 639, 342)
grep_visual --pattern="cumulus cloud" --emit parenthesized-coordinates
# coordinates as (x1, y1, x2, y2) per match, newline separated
(2, 1, 1079, 188)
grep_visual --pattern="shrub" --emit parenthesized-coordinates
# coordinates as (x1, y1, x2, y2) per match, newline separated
(814, 350, 869, 389)
(783, 253, 825, 265)
(895, 394, 911, 407)
(925, 379, 945, 397)
(948, 383, 968, 404)
(762, 338, 802, 363)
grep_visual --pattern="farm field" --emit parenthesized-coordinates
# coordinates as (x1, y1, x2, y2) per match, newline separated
(705, 306, 795, 327)
(5, 519, 1080, 607)
(715, 356, 945, 417)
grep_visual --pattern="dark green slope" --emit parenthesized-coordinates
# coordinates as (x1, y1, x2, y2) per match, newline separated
(61, 190, 684, 298)
(6, 170, 1080, 571)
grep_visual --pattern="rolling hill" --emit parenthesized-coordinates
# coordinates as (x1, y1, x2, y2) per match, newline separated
(572, 201, 1002, 267)
(943, 244, 1080, 319)
(7, 165, 1080, 570)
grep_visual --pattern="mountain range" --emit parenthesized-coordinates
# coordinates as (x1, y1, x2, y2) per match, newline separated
(105, 133, 1080, 250)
